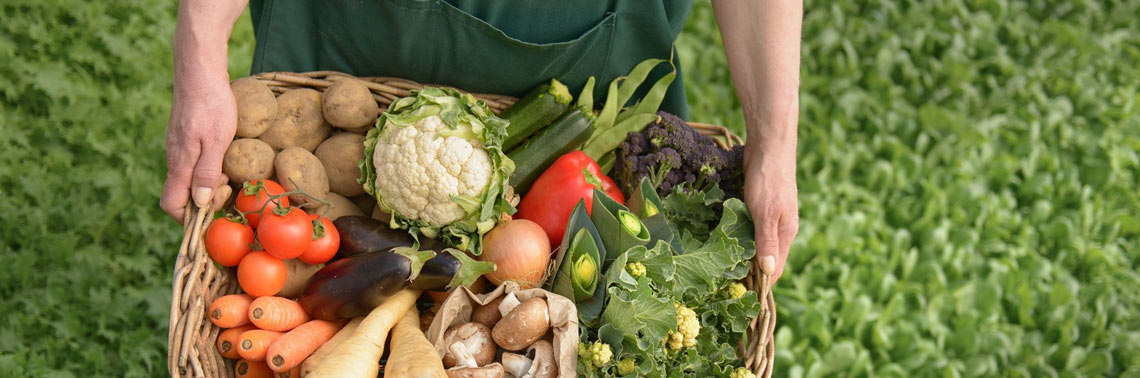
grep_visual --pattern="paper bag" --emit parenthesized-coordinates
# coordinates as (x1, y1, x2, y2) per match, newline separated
(425, 281, 578, 377)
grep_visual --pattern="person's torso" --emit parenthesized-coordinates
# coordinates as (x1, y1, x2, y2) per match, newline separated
(249, 0, 692, 118)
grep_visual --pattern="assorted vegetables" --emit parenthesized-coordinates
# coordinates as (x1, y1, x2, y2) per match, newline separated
(208, 60, 763, 376)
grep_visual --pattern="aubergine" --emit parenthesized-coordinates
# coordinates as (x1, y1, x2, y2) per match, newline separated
(299, 247, 436, 321)
(332, 216, 417, 260)
(412, 249, 496, 292)
(299, 247, 496, 321)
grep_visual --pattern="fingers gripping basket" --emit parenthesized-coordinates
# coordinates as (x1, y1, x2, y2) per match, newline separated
(167, 71, 777, 377)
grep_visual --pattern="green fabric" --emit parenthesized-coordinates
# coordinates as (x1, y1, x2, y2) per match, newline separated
(249, 0, 692, 119)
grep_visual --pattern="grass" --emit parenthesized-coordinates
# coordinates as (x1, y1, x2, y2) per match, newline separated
(1, 0, 1138, 376)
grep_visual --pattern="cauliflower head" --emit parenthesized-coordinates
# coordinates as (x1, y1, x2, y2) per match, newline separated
(361, 87, 515, 255)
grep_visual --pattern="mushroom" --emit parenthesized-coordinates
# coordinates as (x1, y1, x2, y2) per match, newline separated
(492, 297, 551, 351)
(442, 322, 496, 368)
(447, 362, 505, 378)
(500, 340, 557, 378)
(501, 353, 531, 378)
(472, 296, 505, 328)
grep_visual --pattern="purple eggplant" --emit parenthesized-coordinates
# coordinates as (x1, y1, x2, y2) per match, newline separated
(299, 247, 435, 320)
(299, 247, 495, 321)
(332, 216, 418, 260)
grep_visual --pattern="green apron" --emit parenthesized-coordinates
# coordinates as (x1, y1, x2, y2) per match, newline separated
(249, 0, 693, 119)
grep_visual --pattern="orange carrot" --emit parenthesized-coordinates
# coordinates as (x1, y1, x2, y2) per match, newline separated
(266, 319, 344, 372)
(249, 296, 311, 332)
(273, 367, 300, 378)
(217, 325, 257, 359)
(235, 359, 274, 378)
(238, 329, 284, 362)
(209, 294, 254, 328)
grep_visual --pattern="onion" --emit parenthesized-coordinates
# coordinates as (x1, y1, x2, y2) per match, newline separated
(479, 219, 552, 288)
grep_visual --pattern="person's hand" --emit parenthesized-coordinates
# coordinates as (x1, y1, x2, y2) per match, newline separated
(743, 124, 799, 283)
(160, 70, 236, 223)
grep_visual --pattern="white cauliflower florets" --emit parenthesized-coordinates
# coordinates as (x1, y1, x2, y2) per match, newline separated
(373, 115, 493, 227)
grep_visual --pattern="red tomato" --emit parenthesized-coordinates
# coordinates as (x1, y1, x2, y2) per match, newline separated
(299, 215, 339, 265)
(235, 179, 288, 228)
(204, 218, 254, 267)
(257, 207, 313, 259)
(237, 251, 287, 297)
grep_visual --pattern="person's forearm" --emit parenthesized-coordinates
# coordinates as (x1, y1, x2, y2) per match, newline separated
(713, 0, 802, 156)
(173, 0, 247, 93)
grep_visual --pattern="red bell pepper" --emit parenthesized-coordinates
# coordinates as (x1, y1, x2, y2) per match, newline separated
(516, 151, 625, 247)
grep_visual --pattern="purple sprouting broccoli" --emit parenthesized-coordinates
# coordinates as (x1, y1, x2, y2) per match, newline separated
(614, 111, 744, 198)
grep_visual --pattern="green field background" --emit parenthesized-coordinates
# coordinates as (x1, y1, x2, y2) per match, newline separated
(2, 1, 1138, 376)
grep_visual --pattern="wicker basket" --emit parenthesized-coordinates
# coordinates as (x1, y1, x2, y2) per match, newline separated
(167, 71, 777, 377)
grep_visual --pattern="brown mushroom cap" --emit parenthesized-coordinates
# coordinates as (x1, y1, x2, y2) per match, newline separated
(472, 296, 505, 328)
(447, 362, 504, 378)
(443, 322, 496, 368)
(492, 297, 551, 351)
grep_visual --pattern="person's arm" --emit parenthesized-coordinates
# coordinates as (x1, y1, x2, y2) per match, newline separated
(160, 0, 249, 222)
(713, 0, 802, 281)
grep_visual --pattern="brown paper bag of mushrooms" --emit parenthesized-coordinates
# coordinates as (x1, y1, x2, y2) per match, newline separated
(425, 281, 577, 378)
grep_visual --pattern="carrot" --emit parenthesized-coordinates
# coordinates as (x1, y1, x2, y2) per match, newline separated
(306, 289, 420, 378)
(235, 359, 274, 378)
(265, 319, 343, 372)
(300, 317, 362, 377)
(217, 325, 257, 359)
(383, 308, 447, 377)
(274, 367, 300, 378)
(238, 329, 284, 362)
(249, 296, 311, 332)
(209, 294, 254, 328)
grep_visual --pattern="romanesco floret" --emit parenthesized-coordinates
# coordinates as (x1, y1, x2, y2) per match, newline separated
(579, 341, 613, 370)
(724, 282, 747, 299)
(667, 302, 699, 350)
(729, 366, 755, 378)
(589, 341, 613, 367)
(617, 358, 636, 375)
(625, 262, 646, 278)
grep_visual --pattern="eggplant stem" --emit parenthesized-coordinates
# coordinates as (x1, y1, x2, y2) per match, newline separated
(443, 249, 497, 289)
(392, 247, 438, 282)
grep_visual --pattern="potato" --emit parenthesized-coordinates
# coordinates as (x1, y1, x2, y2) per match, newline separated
(350, 195, 377, 215)
(314, 132, 366, 197)
(231, 78, 277, 138)
(259, 89, 331, 151)
(274, 147, 330, 204)
(276, 259, 324, 298)
(222, 138, 275, 184)
(322, 78, 379, 132)
(315, 192, 364, 221)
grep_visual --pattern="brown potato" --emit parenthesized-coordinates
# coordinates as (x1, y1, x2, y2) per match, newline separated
(231, 78, 277, 138)
(274, 147, 330, 204)
(314, 132, 366, 197)
(259, 89, 331, 151)
(222, 138, 275, 184)
(276, 259, 324, 298)
(315, 192, 364, 221)
(322, 78, 379, 132)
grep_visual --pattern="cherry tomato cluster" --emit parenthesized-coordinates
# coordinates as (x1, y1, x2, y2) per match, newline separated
(204, 179, 339, 297)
